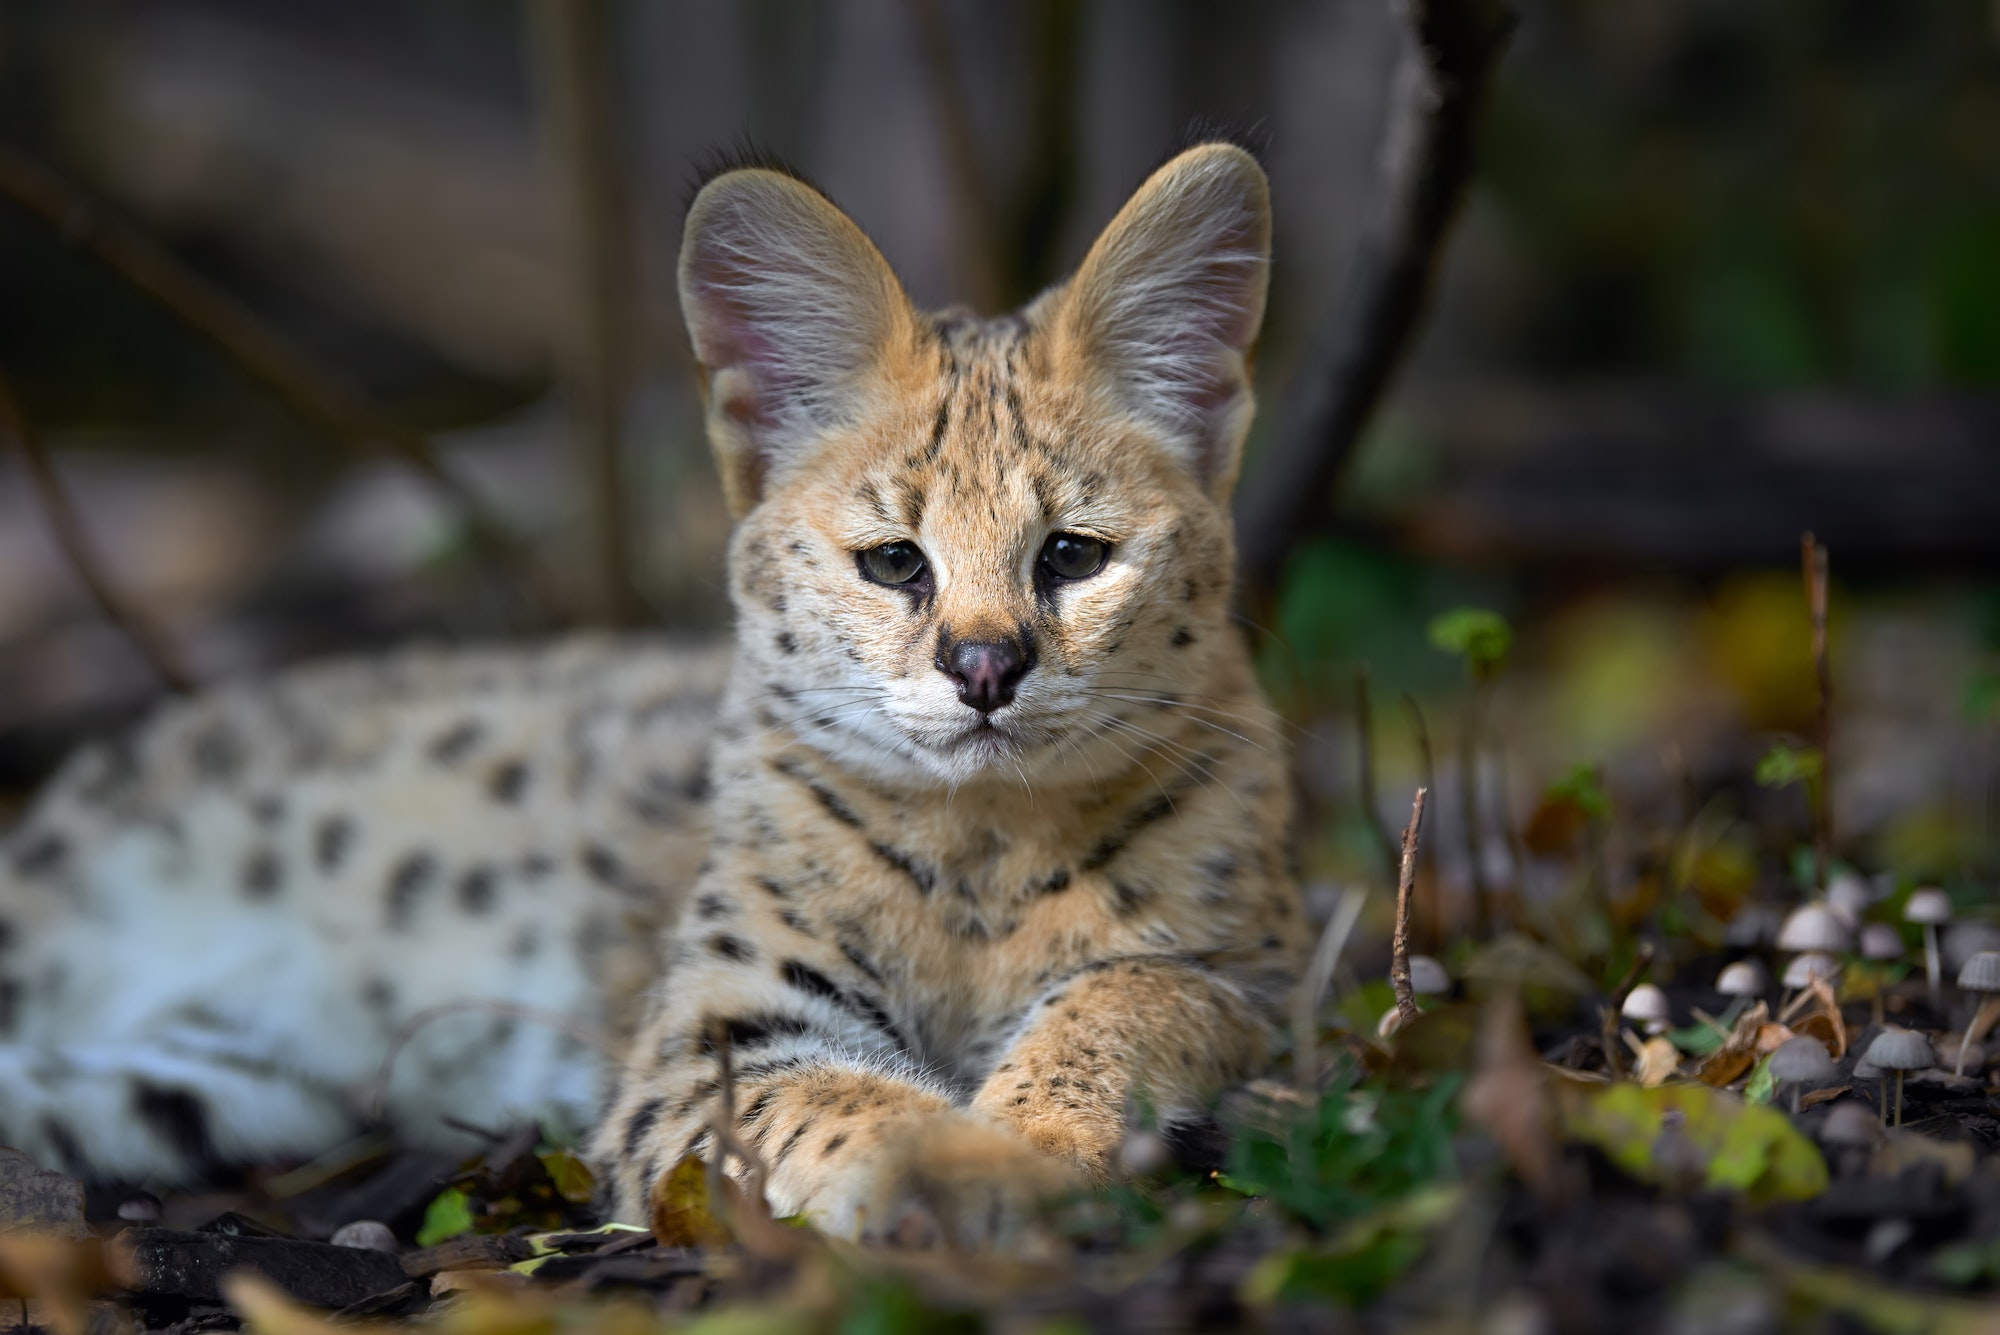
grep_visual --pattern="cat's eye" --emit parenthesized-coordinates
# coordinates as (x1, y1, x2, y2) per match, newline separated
(858, 540, 929, 587)
(1039, 532, 1109, 581)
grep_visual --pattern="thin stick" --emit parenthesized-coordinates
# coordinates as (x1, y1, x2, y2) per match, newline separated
(0, 145, 552, 625)
(1390, 787, 1430, 1024)
(1801, 533, 1831, 894)
(0, 372, 194, 693)
(1402, 693, 1441, 951)
(1355, 667, 1400, 887)
(1600, 942, 1655, 1080)
(529, 0, 644, 627)
(1234, 0, 1517, 600)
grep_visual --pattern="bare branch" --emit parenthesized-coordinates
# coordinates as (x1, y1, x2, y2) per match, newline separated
(0, 144, 555, 626)
(1390, 786, 1429, 1024)
(1235, 0, 1516, 600)
(1801, 532, 1831, 893)
(529, 0, 645, 627)
(0, 371, 195, 694)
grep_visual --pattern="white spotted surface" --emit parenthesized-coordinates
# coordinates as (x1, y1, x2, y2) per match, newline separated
(0, 635, 725, 1183)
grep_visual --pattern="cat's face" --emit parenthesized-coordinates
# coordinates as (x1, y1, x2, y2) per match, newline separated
(681, 146, 1270, 787)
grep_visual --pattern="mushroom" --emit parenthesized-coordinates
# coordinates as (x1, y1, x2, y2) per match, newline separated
(1768, 1036, 1836, 1115)
(1861, 1028, 1935, 1127)
(1782, 951, 1840, 990)
(1858, 922, 1904, 962)
(1826, 870, 1873, 925)
(1407, 954, 1452, 998)
(331, 1220, 399, 1253)
(1777, 903, 1853, 955)
(1621, 982, 1673, 1036)
(1953, 951, 2000, 1076)
(1904, 888, 1953, 1004)
(1817, 1100, 1881, 1151)
(1723, 905, 1781, 948)
(1715, 959, 1767, 999)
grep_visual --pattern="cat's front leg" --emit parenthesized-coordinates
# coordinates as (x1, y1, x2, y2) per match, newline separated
(970, 955, 1269, 1179)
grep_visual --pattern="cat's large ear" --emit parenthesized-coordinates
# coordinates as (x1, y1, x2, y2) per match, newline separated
(680, 168, 918, 516)
(1052, 143, 1271, 497)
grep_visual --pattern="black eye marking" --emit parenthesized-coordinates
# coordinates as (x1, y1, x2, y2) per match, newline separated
(1038, 532, 1109, 582)
(857, 541, 930, 589)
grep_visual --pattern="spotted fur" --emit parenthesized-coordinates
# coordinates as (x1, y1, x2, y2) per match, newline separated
(592, 144, 1303, 1245)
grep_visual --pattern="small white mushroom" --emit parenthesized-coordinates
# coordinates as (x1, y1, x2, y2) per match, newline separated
(1861, 1027, 1936, 1127)
(1715, 959, 1768, 998)
(1826, 871, 1874, 923)
(1407, 954, 1452, 997)
(1621, 982, 1673, 1036)
(1858, 922, 1905, 962)
(1905, 888, 1953, 1004)
(1817, 1100, 1881, 1149)
(1724, 905, 1782, 948)
(1777, 903, 1853, 955)
(1768, 1036, 1837, 1114)
(331, 1220, 399, 1253)
(1953, 951, 2000, 1076)
(1782, 951, 1841, 989)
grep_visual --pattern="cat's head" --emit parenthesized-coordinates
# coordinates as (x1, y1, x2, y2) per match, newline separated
(680, 143, 1270, 787)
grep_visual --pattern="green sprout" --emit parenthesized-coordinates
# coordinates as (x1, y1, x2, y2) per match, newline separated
(1427, 607, 1513, 678)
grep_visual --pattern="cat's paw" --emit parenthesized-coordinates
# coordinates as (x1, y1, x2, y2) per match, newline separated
(810, 1114, 1077, 1254)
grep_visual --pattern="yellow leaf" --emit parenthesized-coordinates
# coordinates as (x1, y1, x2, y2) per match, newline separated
(649, 1154, 729, 1249)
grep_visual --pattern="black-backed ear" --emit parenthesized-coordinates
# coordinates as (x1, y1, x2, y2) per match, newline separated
(1052, 143, 1271, 497)
(680, 169, 918, 516)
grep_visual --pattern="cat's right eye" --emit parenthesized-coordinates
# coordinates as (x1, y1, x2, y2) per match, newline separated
(857, 541, 929, 587)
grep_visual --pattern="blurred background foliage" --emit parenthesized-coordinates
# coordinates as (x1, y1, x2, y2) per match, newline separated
(1, 0, 1998, 963)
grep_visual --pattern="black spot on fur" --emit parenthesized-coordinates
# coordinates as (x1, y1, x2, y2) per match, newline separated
(774, 1124, 810, 1164)
(249, 794, 286, 825)
(624, 1098, 664, 1156)
(488, 760, 530, 804)
(708, 934, 755, 963)
(1080, 792, 1178, 872)
(775, 632, 798, 656)
(315, 815, 355, 873)
(822, 1133, 849, 1157)
(696, 893, 731, 920)
(458, 866, 497, 914)
(428, 719, 484, 766)
(581, 844, 625, 889)
(385, 852, 438, 928)
(778, 909, 815, 937)
(1040, 869, 1072, 894)
(1170, 626, 1195, 648)
(840, 941, 886, 986)
(775, 760, 865, 829)
(781, 959, 905, 1048)
(699, 1012, 809, 1054)
(869, 841, 937, 895)
(755, 876, 792, 898)
(133, 1082, 218, 1173)
(241, 849, 283, 900)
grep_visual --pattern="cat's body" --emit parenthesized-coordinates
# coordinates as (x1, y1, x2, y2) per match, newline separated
(0, 143, 1304, 1244)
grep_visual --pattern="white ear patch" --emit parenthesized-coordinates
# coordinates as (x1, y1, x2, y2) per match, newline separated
(1057, 145, 1272, 492)
(679, 170, 915, 513)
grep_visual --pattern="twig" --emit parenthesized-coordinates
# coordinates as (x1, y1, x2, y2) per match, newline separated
(1293, 886, 1369, 1096)
(0, 144, 553, 626)
(528, 0, 644, 627)
(1401, 692, 1441, 951)
(1801, 532, 1831, 894)
(363, 1001, 612, 1119)
(1355, 667, 1400, 887)
(1390, 787, 1430, 1024)
(900, 0, 1005, 311)
(0, 372, 195, 693)
(1599, 941, 1655, 1080)
(1235, 0, 1516, 602)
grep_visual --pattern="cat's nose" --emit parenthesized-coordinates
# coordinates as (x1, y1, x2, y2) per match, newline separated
(938, 637, 1032, 714)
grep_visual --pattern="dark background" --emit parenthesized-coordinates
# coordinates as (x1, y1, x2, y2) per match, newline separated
(2, 1, 1997, 906)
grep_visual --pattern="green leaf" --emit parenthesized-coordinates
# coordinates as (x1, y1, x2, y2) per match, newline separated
(1560, 1082, 1827, 1205)
(1743, 1054, 1777, 1106)
(537, 1147, 596, 1204)
(415, 1187, 473, 1247)
(1427, 607, 1512, 672)
(1755, 742, 1822, 789)
(1668, 1023, 1726, 1056)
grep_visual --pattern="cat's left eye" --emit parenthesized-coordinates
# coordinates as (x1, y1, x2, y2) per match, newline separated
(1039, 532, 1108, 581)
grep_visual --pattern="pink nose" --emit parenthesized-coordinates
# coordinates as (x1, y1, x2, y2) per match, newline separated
(938, 638, 1031, 713)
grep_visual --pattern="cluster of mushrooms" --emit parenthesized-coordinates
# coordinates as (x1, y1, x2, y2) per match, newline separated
(1619, 870, 2000, 1127)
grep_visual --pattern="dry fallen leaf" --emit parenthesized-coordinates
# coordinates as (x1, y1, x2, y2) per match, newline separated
(1631, 1035, 1682, 1087)
(649, 1153, 730, 1249)
(1698, 1048, 1756, 1087)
